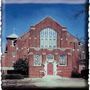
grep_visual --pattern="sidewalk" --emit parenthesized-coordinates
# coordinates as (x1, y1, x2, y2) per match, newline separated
(29, 75, 87, 88)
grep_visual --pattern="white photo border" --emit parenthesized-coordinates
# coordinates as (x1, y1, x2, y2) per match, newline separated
(0, 0, 89, 90)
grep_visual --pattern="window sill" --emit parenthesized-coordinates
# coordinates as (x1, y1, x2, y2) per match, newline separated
(58, 65, 67, 66)
(33, 65, 42, 66)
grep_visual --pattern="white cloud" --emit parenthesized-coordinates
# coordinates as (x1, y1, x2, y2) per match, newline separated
(3, 0, 87, 4)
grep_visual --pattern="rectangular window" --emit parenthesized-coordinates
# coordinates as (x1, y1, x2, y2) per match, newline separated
(59, 55, 67, 66)
(34, 55, 42, 66)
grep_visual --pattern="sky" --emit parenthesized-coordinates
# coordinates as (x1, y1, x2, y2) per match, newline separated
(2, 3, 87, 52)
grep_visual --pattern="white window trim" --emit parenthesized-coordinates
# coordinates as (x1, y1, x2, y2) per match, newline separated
(58, 55, 67, 66)
(33, 55, 42, 66)
(58, 64, 67, 66)
(2, 67, 14, 70)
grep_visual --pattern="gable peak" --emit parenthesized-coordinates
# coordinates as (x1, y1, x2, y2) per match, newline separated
(44, 16, 55, 21)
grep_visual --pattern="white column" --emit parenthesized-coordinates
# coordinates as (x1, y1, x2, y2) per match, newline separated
(53, 61, 57, 75)
(44, 61, 47, 76)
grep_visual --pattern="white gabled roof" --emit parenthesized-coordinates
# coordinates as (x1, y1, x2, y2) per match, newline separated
(7, 33, 18, 39)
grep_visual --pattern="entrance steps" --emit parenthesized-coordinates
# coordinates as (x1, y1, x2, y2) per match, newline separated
(42, 75, 62, 80)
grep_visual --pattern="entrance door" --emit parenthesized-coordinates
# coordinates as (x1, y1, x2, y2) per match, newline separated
(47, 63, 53, 75)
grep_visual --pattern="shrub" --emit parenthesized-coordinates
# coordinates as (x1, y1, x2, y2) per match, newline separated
(13, 58, 28, 76)
(71, 67, 81, 78)
(80, 69, 88, 79)
(2, 74, 24, 80)
(71, 71, 80, 78)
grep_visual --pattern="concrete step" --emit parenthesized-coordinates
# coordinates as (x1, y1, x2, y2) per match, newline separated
(42, 75, 62, 80)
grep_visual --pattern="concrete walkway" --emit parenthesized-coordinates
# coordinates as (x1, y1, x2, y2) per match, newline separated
(29, 75, 87, 88)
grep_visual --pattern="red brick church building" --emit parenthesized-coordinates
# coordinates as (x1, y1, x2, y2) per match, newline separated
(2, 17, 84, 78)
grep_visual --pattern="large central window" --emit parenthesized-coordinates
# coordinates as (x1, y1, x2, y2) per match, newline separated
(40, 28, 57, 48)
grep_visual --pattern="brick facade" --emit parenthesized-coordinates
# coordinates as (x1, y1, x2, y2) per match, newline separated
(2, 17, 81, 78)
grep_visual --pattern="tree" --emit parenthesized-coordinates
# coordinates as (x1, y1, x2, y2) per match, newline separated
(13, 58, 28, 76)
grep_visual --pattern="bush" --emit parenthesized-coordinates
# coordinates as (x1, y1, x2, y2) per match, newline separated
(71, 71, 81, 78)
(13, 58, 28, 76)
(81, 69, 88, 79)
(71, 67, 81, 78)
(2, 74, 24, 80)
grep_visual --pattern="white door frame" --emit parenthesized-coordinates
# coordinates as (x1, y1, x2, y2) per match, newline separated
(44, 55, 57, 76)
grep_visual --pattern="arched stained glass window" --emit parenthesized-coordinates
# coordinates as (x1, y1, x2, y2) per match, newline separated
(47, 54, 54, 60)
(40, 28, 57, 48)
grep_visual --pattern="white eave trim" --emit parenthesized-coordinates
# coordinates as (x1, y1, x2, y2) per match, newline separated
(2, 67, 14, 70)
(29, 47, 72, 51)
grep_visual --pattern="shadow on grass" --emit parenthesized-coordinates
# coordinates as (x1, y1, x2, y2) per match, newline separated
(2, 85, 89, 90)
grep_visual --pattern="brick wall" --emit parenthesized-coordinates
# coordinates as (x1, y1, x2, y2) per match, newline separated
(2, 17, 80, 77)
